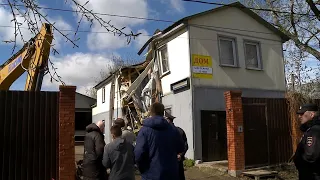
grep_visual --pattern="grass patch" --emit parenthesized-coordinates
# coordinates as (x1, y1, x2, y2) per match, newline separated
(183, 158, 195, 168)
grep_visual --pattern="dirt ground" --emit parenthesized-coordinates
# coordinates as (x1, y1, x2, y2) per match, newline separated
(75, 145, 298, 180)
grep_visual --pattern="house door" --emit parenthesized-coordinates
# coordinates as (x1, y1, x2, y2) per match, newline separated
(243, 104, 269, 167)
(201, 111, 227, 162)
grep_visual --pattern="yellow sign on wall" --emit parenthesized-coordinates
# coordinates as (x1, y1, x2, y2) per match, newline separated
(191, 54, 213, 79)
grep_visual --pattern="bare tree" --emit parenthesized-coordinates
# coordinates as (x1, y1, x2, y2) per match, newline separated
(242, 0, 320, 61)
(85, 55, 143, 98)
(2, 0, 141, 85)
(3, 0, 141, 51)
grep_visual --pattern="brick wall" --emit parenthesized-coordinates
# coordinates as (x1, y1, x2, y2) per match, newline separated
(224, 91, 245, 177)
(59, 86, 76, 180)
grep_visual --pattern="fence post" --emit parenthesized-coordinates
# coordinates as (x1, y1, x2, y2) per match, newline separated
(59, 85, 76, 180)
(224, 91, 245, 177)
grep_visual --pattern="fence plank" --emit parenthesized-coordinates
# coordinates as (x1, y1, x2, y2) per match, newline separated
(0, 91, 59, 180)
(242, 97, 293, 167)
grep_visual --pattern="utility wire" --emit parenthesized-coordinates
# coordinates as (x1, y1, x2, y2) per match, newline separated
(182, 0, 316, 16)
(0, 3, 174, 23)
(0, 25, 284, 46)
(0, 1, 316, 23)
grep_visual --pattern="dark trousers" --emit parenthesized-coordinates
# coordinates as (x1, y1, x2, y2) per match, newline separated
(178, 161, 185, 180)
(299, 171, 320, 180)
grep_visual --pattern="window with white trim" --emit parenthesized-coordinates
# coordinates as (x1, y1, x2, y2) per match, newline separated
(102, 87, 105, 103)
(244, 41, 262, 69)
(159, 45, 170, 75)
(218, 36, 237, 66)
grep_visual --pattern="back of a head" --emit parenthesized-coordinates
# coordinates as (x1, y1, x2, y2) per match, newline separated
(114, 118, 125, 128)
(150, 102, 165, 116)
(95, 120, 105, 132)
(110, 125, 122, 138)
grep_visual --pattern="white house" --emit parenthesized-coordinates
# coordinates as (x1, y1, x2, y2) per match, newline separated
(93, 2, 289, 161)
(137, 2, 289, 161)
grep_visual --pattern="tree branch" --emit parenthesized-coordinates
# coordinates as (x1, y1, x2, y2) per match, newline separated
(306, 0, 320, 21)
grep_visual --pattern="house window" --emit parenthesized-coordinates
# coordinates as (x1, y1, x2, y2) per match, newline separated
(218, 36, 237, 67)
(102, 87, 105, 103)
(159, 45, 170, 75)
(244, 41, 262, 69)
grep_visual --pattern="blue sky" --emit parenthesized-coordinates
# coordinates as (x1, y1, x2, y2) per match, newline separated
(0, 0, 223, 93)
(0, 0, 318, 93)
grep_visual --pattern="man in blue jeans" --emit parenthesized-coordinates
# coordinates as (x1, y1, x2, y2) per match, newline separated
(134, 102, 184, 180)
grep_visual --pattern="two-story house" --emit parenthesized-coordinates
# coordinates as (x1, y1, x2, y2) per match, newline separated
(92, 2, 289, 162)
(137, 2, 289, 161)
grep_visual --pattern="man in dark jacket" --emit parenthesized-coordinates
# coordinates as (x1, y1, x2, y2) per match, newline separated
(164, 111, 188, 180)
(102, 125, 135, 180)
(294, 104, 320, 180)
(83, 120, 106, 180)
(134, 102, 184, 180)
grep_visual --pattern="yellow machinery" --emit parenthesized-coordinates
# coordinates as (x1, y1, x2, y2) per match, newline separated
(0, 23, 53, 91)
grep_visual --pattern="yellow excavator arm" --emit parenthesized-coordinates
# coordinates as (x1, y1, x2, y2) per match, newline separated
(0, 23, 53, 91)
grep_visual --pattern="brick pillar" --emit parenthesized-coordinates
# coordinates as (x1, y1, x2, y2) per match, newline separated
(59, 85, 76, 180)
(224, 91, 245, 177)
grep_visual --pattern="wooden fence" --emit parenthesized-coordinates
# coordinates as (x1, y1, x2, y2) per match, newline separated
(0, 91, 59, 180)
(242, 98, 292, 167)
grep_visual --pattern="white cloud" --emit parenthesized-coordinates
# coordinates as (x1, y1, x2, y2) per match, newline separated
(170, 0, 185, 13)
(134, 29, 150, 49)
(0, 6, 72, 50)
(72, 0, 148, 50)
(42, 53, 115, 94)
(160, 0, 185, 13)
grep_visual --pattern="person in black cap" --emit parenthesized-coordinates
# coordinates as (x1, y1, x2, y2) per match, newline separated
(294, 104, 320, 180)
(164, 111, 188, 180)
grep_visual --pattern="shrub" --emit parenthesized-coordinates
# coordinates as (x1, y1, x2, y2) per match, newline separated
(183, 158, 195, 168)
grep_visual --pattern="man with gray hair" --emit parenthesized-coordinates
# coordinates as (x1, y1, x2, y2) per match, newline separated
(294, 104, 320, 180)
(83, 120, 107, 180)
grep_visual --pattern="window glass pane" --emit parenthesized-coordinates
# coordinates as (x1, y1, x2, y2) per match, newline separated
(220, 39, 235, 65)
(160, 47, 169, 73)
(245, 43, 259, 68)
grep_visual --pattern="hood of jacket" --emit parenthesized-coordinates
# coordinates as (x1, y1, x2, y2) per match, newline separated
(86, 123, 101, 133)
(143, 115, 170, 130)
(111, 138, 126, 151)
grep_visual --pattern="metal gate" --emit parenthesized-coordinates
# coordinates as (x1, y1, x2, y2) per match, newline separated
(242, 98, 292, 167)
(0, 91, 59, 180)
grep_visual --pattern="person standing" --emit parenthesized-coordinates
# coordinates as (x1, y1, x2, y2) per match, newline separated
(294, 104, 320, 180)
(102, 125, 135, 180)
(83, 120, 107, 180)
(114, 118, 136, 145)
(134, 102, 184, 180)
(164, 111, 188, 180)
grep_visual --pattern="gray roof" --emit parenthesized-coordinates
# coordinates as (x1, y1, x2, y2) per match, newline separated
(75, 92, 96, 109)
(138, 2, 289, 55)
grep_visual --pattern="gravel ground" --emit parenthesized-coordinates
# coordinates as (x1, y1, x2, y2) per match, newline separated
(76, 145, 299, 180)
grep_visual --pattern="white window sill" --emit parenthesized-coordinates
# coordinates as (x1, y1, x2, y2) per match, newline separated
(246, 67, 263, 71)
(219, 64, 239, 68)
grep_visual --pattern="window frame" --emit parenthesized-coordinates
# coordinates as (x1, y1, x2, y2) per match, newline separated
(158, 45, 170, 76)
(243, 40, 263, 70)
(217, 35, 238, 67)
(102, 87, 106, 103)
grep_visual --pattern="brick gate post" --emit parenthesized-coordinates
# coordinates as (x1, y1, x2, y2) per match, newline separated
(59, 85, 76, 180)
(224, 91, 245, 177)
